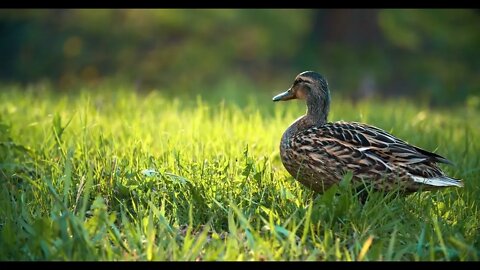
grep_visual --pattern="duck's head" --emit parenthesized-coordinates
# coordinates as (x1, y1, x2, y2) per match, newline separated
(273, 71, 330, 122)
(272, 71, 330, 103)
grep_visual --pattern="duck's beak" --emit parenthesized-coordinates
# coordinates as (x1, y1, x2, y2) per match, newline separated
(272, 88, 296, 102)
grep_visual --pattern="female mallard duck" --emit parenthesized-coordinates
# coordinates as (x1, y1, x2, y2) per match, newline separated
(273, 71, 463, 194)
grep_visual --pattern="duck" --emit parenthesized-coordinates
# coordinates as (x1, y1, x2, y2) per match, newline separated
(273, 71, 463, 194)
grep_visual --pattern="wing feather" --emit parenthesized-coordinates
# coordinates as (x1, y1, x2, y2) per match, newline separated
(317, 122, 452, 166)
(293, 121, 455, 182)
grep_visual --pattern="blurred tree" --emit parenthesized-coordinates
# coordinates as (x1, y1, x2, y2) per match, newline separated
(378, 9, 480, 105)
(0, 9, 478, 106)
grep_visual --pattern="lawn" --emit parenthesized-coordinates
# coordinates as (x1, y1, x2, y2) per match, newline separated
(0, 84, 479, 260)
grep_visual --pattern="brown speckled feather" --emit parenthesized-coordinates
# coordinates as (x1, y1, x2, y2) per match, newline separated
(282, 121, 461, 193)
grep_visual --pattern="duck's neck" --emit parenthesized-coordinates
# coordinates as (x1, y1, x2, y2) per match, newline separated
(305, 95, 329, 126)
(281, 96, 329, 148)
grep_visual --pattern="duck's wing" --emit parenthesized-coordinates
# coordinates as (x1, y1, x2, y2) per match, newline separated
(295, 121, 462, 188)
(291, 123, 397, 179)
(320, 121, 453, 165)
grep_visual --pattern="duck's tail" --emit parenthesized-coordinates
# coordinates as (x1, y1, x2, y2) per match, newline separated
(411, 175, 464, 187)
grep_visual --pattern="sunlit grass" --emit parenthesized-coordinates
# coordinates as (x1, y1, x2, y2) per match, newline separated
(0, 85, 479, 260)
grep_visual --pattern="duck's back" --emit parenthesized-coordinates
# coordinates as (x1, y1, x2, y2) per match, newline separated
(279, 120, 463, 193)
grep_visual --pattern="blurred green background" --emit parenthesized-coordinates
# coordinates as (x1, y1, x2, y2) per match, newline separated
(1, 9, 479, 106)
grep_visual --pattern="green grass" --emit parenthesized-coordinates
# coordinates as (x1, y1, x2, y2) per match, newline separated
(0, 84, 479, 261)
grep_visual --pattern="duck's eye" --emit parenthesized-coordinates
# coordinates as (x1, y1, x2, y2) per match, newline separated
(295, 79, 304, 85)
